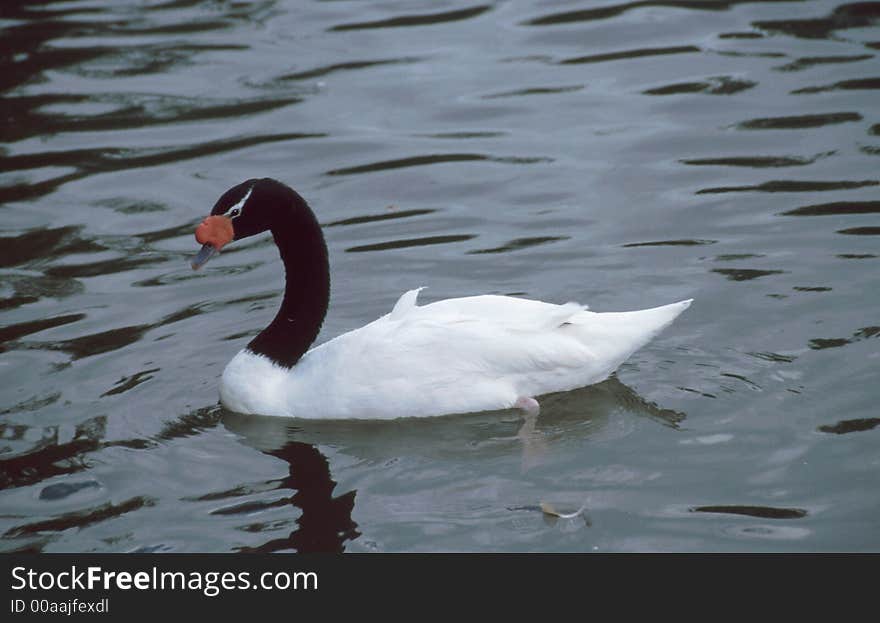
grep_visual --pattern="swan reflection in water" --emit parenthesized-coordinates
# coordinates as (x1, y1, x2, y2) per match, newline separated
(233, 440, 361, 553)
(220, 375, 685, 552)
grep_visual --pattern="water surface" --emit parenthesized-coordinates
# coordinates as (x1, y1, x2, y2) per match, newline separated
(1, 0, 879, 552)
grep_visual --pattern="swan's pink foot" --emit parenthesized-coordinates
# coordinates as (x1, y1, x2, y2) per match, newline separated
(514, 396, 540, 416)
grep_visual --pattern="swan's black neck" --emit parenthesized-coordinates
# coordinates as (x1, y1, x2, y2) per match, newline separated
(246, 185, 329, 368)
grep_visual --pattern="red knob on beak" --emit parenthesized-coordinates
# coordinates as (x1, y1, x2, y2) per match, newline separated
(195, 215, 234, 250)
(192, 215, 234, 270)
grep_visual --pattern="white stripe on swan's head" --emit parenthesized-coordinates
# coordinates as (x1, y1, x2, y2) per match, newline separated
(223, 184, 254, 220)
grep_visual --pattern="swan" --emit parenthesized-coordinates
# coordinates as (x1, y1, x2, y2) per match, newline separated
(192, 177, 692, 420)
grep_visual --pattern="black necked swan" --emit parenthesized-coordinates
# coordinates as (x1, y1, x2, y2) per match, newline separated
(192, 177, 692, 419)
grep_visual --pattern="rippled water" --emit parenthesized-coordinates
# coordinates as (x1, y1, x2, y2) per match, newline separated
(1, 0, 878, 552)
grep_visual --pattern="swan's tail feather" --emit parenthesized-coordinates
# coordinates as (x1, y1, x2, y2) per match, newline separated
(609, 298, 692, 342)
(615, 298, 692, 353)
(568, 299, 693, 367)
(630, 299, 693, 331)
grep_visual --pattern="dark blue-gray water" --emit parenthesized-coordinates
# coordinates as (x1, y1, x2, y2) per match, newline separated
(1, 0, 878, 552)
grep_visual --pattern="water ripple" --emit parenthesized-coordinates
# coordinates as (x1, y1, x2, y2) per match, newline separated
(0, 313, 86, 349)
(781, 201, 880, 216)
(680, 152, 833, 167)
(838, 226, 880, 235)
(699, 180, 878, 194)
(712, 268, 785, 281)
(0, 226, 104, 268)
(324, 209, 436, 228)
(623, 239, 717, 247)
(3, 497, 155, 539)
(278, 57, 422, 81)
(524, 0, 806, 26)
(0, 416, 151, 492)
(154, 406, 222, 443)
(818, 417, 880, 434)
(643, 76, 756, 96)
(691, 505, 807, 519)
(346, 235, 476, 254)
(418, 131, 506, 139)
(0, 392, 62, 416)
(809, 326, 879, 350)
(0, 133, 321, 203)
(468, 236, 569, 255)
(330, 5, 492, 32)
(748, 351, 796, 363)
(737, 112, 862, 130)
(774, 54, 874, 72)
(101, 367, 161, 397)
(560, 45, 700, 65)
(3, 94, 302, 142)
(792, 77, 880, 94)
(39, 480, 101, 501)
(753, 2, 880, 39)
(0, 274, 83, 309)
(45, 255, 170, 279)
(326, 153, 550, 176)
(482, 85, 584, 99)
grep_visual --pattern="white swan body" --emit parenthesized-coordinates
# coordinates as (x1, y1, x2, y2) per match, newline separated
(220, 289, 692, 420)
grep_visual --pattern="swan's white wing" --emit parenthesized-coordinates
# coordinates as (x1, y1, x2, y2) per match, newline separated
(418, 291, 588, 331)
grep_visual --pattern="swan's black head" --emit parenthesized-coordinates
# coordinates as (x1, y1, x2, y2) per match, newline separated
(191, 177, 309, 269)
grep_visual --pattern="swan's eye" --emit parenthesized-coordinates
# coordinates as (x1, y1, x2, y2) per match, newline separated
(228, 208, 241, 218)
